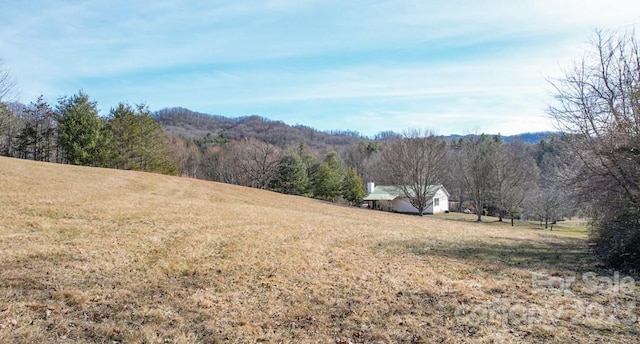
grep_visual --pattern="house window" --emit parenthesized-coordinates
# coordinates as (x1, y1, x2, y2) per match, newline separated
(434, 198, 439, 207)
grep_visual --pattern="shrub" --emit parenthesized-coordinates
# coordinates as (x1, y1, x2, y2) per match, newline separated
(591, 205, 640, 271)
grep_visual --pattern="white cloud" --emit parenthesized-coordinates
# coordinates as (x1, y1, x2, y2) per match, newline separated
(1, 0, 639, 133)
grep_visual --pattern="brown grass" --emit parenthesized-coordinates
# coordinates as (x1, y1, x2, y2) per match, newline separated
(0, 156, 638, 343)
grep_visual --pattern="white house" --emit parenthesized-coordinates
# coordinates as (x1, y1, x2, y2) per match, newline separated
(363, 182, 449, 214)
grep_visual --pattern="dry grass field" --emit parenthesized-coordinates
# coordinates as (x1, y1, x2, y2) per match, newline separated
(1, 156, 638, 343)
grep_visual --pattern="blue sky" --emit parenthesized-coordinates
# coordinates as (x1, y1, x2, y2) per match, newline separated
(1, 1, 639, 136)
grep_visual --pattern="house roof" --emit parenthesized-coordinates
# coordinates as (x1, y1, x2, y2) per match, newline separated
(363, 184, 448, 201)
(363, 186, 399, 201)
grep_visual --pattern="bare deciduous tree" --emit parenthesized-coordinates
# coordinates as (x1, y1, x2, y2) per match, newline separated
(493, 139, 538, 225)
(548, 29, 640, 268)
(525, 152, 573, 229)
(549, 29, 640, 205)
(241, 138, 282, 189)
(207, 138, 282, 189)
(379, 128, 446, 216)
(166, 136, 201, 178)
(0, 59, 18, 103)
(460, 134, 500, 221)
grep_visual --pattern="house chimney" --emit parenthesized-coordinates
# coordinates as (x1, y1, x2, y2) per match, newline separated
(366, 182, 375, 194)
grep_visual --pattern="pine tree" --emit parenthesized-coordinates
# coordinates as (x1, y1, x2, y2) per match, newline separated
(19, 96, 57, 162)
(56, 91, 113, 167)
(341, 167, 366, 205)
(312, 152, 345, 202)
(270, 153, 308, 195)
(108, 103, 177, 174)
(109, 103, 140, 169)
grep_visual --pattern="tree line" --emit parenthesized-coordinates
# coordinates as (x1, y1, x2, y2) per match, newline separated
(368, 129, 569, 224)
(165, 135, 368, 204)
(165, 120, 570, 225)
(0, 91, 176, 174)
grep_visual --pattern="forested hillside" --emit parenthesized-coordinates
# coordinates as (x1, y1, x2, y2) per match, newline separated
(154, 106, 553, 149)
(154, 107, 366, 151)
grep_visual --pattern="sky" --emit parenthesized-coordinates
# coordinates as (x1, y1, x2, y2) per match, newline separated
(1, 1, 639, 136)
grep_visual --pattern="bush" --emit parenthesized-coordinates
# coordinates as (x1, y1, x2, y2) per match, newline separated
(591, 205, 640, 271)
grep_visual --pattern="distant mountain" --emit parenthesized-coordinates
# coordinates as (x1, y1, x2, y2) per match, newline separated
(505, 132, 557, 143)
(154, 107, 367, 151)
(154, 107, 556, 149)
(443, 132, 557, 144)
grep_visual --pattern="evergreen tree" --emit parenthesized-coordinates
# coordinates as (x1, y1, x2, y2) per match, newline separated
(109, 103, 176, 174)
(109, 103, 139, 169)
(341, 167, 366, 205)
(15, 122, 35, 160)
(297, 142, 317, 194)
(312, 152, 345, 202)
(56, 91, 113, 167)
(270, 153, 308, 195)
(18, 96, 57, 161)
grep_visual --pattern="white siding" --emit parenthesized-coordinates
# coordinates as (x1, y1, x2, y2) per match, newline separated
(392, 198, 418, 213)
(431, 188, 449, 214)
(390, 188, 449, 214)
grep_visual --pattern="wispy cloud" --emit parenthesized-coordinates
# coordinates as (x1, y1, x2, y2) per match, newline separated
(1, 0, 639, 135)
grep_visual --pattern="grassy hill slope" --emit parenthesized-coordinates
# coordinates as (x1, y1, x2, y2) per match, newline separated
(0, 157, 637, 343)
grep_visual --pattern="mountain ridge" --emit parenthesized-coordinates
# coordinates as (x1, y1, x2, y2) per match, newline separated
(154, 107, 556, 146)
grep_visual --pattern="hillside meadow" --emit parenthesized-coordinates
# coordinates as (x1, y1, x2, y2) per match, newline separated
(0, 156, 638, 343)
